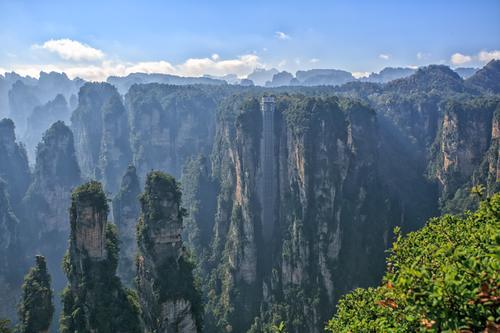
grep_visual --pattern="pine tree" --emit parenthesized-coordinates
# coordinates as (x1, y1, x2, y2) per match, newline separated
(17, 255, 54, 333)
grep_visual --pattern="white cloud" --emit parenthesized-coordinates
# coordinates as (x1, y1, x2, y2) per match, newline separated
(275, 31, 291, 40)
(277, 59, 287, 68)
(379, 54, 390, 60)
(478, 50, 500, 62)
(450, 53, 472, 65)
(211, 53, 220, 61)
(309, 58, 320, 64)
(177, 54, 261, 77)
(36, 38, 105, 61)
(126, 61, 177, 75)
(7, 53, 263, 81)
(352, 71, 371, 79)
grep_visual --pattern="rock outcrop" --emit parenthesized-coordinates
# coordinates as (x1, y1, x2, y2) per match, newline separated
(0, 118, 31, 214)
(180, 156, 217, 264)
(71, 83, 131, 193)
(125, 84, 217, 180)
(22, 121, 81, 305)
(205, 96, 406, 333)
(136, 171, 202, 333)
(60, 181, 141, 333)
(23, 94, 70, 161)
(112, 164, 141, 285)
(430, 98, 500, 212)
(0, 178, 23, 323)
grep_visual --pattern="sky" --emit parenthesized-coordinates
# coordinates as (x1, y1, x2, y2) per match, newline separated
(0, 0, 499, 81)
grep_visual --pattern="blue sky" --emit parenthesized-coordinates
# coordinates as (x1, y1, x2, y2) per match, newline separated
(0, 0, 499, 80)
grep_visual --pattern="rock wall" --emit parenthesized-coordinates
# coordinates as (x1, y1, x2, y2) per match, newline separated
(136, 171, 202, 333)
(205, 96, 407, 332)
(112, 164, 141, 285)
(60, 181, 141, 333)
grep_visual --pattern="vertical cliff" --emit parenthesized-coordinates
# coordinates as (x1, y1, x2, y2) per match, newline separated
(125, 84, 217, 180)
(204, 95, 403, 333)
(21, 121, 81, 309)
(24, 94, 70, 162)
(112, 164, 141, 285)
(136, 171, 202, 333)
(180, 156, 218, 266)
(71, 83, 131, 192)
(0, 118, 31, 214)
(60, 181, 141, 333)
(430, 98, 499, 212)
(0, 178, 23, 323)
(17, 255, 54, 333)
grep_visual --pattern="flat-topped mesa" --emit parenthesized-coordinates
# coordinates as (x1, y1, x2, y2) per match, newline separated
(138, 171, 184, 259)
(70, 181, 108, 260)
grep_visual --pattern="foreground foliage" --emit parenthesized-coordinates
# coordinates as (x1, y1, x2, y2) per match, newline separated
(327, 193, 500, 332)
(17, 255, 54, 333)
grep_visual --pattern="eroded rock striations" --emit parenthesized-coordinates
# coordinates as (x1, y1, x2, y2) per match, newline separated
(0, 178, 23, 323)
(112, 164, 141, 285)
(125, 84, 217, 180)
(60, 181, 141, 333)
(17, 255, 54, 333)
(430, 97, 500, 212)
(0, 118, 31, 214)
(71, 83, 131, 193)
(24, 94, 70, 161)
(22, 121, 81, 303)
(205, 96, 405, 333)
(136, 171, 202, 333)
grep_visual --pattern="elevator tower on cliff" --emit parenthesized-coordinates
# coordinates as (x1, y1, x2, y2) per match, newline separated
(261, 96, 275, 241)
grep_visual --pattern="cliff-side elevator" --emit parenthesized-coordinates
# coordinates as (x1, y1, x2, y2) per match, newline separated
(261, 96, 275, 242)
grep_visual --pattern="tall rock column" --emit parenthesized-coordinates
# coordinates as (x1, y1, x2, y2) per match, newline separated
(60, 181, 141, 333)
(71, 83, 131, 193)
(0, 118, 31, 214)
(136, 171, 202, 333)
(112, 164, 141, 285)
(0, 178, 23, 322)
(22, 121, 81, 286)
(17, 255, 54, 333)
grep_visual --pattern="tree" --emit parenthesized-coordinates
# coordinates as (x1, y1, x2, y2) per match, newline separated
(327, 193, 500, 332)
(17, 255, 54, 333)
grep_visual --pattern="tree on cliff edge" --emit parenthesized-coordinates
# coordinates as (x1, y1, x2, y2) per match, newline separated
(17, 255, 54, 333)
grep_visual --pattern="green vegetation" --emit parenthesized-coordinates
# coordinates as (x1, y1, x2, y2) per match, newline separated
(137, 171, 203, 332)
(61, 181, 141, 333)
(0, 319, 12, 333)
(327, 192, 500, 332)
(17, 255, 54, 333)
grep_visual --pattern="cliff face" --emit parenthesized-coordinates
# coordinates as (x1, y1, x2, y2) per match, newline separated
(136, 171, 202, 333)
(22, 121, 81, 302)
(430, 98, 500, 212)
(71, 83, 131, 193)
(23, 94, 70, 161)
(112, 164, 141, 285)
(125, 84, 217, 180)
(180, 156, 218, 264)
(205, 96, 403, 333)
(60, 181, 141, 333)
(0, 118, 31, 214)
(0, 178, 23, 322)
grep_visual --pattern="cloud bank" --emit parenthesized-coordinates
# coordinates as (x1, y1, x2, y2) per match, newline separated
(450, 50, 500, 65)
(4, 39, 263, 81)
